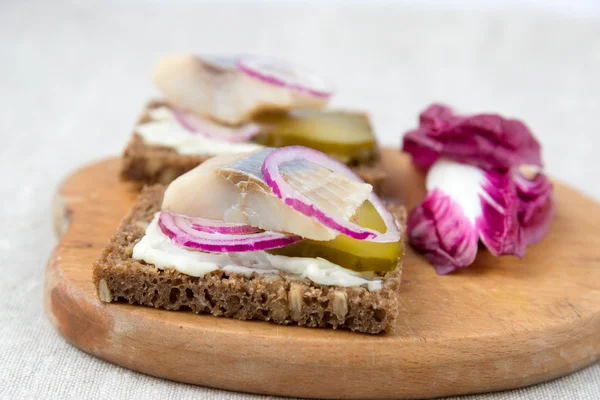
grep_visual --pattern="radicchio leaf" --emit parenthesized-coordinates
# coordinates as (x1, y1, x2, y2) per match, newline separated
(408, 159, 531, 274)
(407, 188, 479, 275)
(402, 104, 543, 170)
(478, 170, 525, 258)
(513, 171, 555, 246)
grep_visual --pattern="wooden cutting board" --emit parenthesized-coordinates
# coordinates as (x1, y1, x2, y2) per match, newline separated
(44, 149, 600, 399)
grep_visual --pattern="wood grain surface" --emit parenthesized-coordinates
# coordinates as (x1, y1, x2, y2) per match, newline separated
(44, 150, 600, 399)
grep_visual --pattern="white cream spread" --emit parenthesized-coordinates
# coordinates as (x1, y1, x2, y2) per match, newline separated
(136, 107, 263, 156)
(132, 214, 382, 291)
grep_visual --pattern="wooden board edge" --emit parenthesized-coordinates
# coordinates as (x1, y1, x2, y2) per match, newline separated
(52, 190, 70, 239)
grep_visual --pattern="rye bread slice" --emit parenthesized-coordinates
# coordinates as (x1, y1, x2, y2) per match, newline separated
(93, 186, 405, 334)
(120, 101, 387, 191)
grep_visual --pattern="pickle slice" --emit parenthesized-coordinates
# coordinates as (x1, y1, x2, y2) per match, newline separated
(269, 201, 402, 273)
(252, 110, 376, 164)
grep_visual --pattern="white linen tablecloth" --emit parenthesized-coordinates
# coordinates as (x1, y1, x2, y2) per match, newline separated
(1, 1, 598, 398)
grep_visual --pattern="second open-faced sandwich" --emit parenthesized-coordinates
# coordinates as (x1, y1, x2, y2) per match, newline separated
(96, 146, 405, 333)
(121, 55, 386, 190)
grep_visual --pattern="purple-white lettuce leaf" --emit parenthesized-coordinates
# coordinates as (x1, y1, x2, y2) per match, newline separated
(408, 159, 526, 274)
(513, 171, 555, 246)
(402, 104, 543, 170)
(478, 170, 525, 258)
(407, 188, 479, 275)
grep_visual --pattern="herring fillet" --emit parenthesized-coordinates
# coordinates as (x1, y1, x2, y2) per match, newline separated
(219, 148, 371, 223)
(220, 147, 272, 182)
(280, 159, 371, 218)
(152, 55, 328, 126)
(162, 149, 372, 241)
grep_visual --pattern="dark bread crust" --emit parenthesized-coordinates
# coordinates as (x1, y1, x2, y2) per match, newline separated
(120, 101, 387, 191)
(93, 186, 405, 334)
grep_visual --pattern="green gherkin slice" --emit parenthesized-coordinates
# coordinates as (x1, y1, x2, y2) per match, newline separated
(269, 201, 402, 273)
(252, 110, 376, 164)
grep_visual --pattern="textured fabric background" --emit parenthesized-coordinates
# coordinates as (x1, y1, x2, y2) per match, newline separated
(1, 1, 598, 398)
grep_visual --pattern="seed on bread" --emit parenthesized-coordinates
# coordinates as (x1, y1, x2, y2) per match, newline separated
(98, 279, 113, 303)
(332, 291, 349, 320)
(289, 284, 304, 321)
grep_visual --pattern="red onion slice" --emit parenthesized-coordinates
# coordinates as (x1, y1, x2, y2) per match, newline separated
(186, 216, 260, 235)
(261, 146, 401, 243)
(174, 109, 263, 142)
(158, 211, 303, 252)
(237, 56, 334, 99)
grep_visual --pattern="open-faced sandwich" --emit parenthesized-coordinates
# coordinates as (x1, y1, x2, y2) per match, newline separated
(121, 55, 386, 190)
(96, 146, 404, 333)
